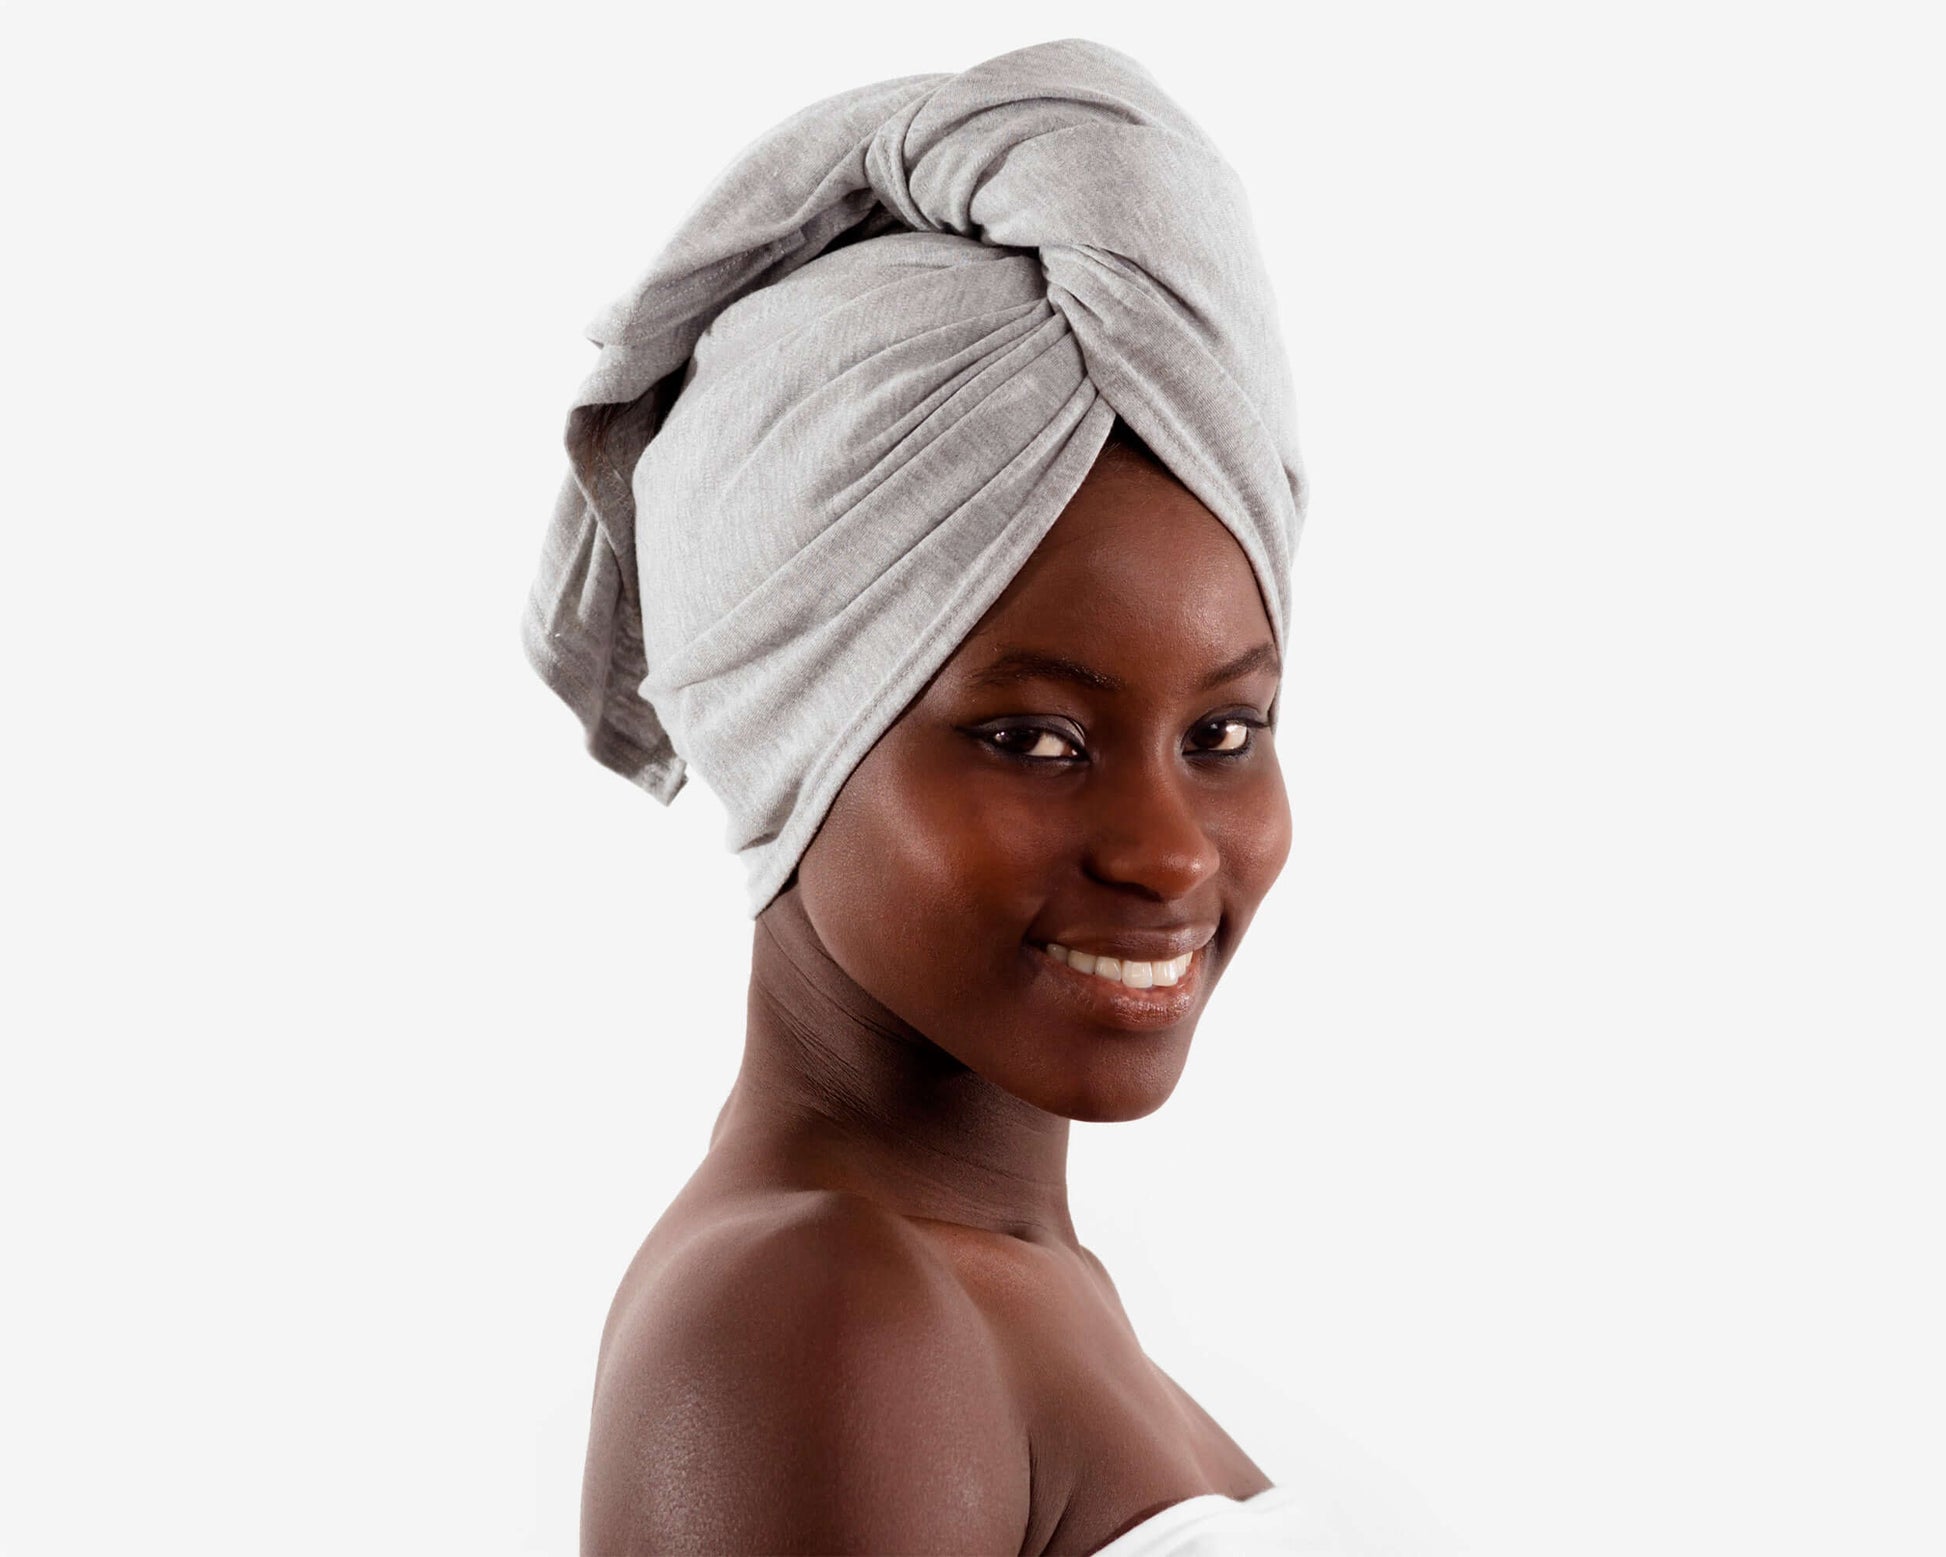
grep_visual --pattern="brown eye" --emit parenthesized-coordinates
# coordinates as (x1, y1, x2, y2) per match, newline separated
(984, 726, 1084, 761)
(1189, 718, 1262, 756)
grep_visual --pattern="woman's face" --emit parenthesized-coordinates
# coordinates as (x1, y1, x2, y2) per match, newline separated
(793, 442, 1292, 1122)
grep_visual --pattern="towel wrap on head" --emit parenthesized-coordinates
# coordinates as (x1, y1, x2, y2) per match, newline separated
(523, 36, 1306, 918)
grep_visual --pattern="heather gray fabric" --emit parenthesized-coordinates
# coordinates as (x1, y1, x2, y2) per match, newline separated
(523, 36, 1306, 918)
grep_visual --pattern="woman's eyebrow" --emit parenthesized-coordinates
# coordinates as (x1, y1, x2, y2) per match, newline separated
(1196, 640, 1281, 690)
(968, 649, 1120, 693)
(967, 641, 1280, 695)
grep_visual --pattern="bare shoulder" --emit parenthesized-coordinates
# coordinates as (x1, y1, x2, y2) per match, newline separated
(582, 1190, 1031, 1555)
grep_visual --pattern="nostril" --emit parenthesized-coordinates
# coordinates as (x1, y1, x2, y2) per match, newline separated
(1080, 828, 1222, 901)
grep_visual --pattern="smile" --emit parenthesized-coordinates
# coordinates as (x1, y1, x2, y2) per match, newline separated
(1023, 935, 1212, 1030)
(1038, 941, 1197, 989)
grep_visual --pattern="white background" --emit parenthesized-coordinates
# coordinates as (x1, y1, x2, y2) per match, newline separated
(4, 3, 1941, 1554)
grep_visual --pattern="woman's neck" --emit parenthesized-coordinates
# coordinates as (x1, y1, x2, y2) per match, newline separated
(706, 884, 1080, 1250)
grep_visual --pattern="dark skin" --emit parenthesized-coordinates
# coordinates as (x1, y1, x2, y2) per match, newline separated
(582, 432, 1294, 1555)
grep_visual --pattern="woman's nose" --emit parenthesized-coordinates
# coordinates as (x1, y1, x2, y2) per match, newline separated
(1080, 755, 1221, 900)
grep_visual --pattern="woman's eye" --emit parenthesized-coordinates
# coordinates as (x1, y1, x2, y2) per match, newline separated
(984, 726, 1083, 761)
(1190, 718, 1261, 755)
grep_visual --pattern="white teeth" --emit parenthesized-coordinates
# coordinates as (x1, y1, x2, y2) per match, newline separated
(1043, 943, 1196, 988)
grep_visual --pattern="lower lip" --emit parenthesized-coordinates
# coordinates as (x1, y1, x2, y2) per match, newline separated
(1025, 941, 1207, 1031)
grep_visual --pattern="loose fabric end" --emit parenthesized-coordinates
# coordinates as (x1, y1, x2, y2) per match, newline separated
(520, 599, 688, 807)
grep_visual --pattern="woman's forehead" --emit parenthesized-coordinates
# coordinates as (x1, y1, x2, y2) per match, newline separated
(953, 461, 1277, 677)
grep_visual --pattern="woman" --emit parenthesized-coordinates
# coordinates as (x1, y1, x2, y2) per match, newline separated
(527, 37, 1348, 1556)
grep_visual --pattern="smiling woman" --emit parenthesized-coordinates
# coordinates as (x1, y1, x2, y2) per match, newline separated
(525, 36, 1365, 1557)
(793, 432, 1293, 1120)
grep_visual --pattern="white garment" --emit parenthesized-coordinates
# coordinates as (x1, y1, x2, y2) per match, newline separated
(1089, 1485, 1362, 1555)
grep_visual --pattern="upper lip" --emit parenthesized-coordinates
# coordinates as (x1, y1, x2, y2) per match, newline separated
(1031, 926, 1218, 961)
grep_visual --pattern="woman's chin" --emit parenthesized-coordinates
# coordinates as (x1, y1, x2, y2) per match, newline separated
(982, 1037, 1196, 1124)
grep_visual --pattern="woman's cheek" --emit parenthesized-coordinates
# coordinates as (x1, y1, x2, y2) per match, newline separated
(933, 767, 1069, 875)
(1212, 761, 1291, 903)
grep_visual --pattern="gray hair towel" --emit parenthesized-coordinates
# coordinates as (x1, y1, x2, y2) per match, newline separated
(523, 36, 1305, 917)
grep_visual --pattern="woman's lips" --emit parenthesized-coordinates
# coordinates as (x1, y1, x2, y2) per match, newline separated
(1024, 938, 1207, 1031)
